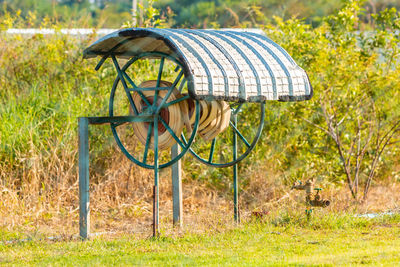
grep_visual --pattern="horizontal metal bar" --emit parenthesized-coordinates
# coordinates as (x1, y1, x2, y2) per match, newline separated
(85, 115, 153, 125)
(128, 87, 171, 92)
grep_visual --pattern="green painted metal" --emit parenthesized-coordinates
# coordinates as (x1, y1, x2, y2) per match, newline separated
(171, 144, 183, 227)
(79, 117, 90, 240)
(94, 37, 136, 71)
(111, 55, 139, 115)
(178, 78, 187, 92)
(159, 117, 187, 149)
(81, 48, 269, 238)
(109, 51, 201, 169)
(153, 114, 160, 237)
(208, 138, 216, 163)
(156, 57, 165, 87)
(232, 114, 239, 223)
(229, 121, 251, 148)
(121, 72, 150, 107)
(164, 94, 190, 108)
(153, 57, 164, 112)
(233, 102, 244, 115)
(129, 87, 171, 92)
(182, 101, 266, 168)
(156, 71, 184, 114)
(87, 115, 153, 125)
(142, 123, 153, 164)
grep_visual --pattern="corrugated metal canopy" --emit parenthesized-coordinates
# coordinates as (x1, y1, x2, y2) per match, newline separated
(84, 28, 312, 102)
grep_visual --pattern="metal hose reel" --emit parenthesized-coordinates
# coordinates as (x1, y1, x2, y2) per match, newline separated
(79, 28, 313, 238)
(107, 51, 267, 170)
(130, 81, 232, 150)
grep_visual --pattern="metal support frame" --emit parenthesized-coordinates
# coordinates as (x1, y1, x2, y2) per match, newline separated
(78, 114, 243, 239)
(171, 144, 183, 226)
(79, 118, 90, 239)
(78, 115, 159, 239)
(78, 51, 266, 239)
(153, 115, 160, 237)
(232, 114, 240, 223)
(78, 114, 187, 239)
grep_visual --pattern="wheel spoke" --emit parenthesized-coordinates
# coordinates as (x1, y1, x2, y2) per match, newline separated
(112, 56, 139, 115)
(233, 102, 245, 115)
(156, 57, 165, 87)
(208, 138, 216, 163)
(178, 78, 187, 92)
(165, 94, 190, 108)
(121, 70, 137, 88)
(153, 57, 165, 107)
(159, 117, 186, 149)
(122, 70, 151, 107)
(171, 70, 184, 89)
(229, 121, 251, 148)
(109, 52, 199, 170)
(155, 70, 184, 114)
(143, 123, 153, 164)
(112, 122, 126, 127)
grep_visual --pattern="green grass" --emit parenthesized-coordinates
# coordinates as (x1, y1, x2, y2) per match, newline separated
(1, 214, 400, 266)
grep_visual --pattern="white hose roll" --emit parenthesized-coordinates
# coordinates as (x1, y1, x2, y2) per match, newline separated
(131, 80, 189, 150)
(188, 99, 231, 142)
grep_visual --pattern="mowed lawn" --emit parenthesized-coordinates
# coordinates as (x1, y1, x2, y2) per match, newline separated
(1, 214, 400, 266)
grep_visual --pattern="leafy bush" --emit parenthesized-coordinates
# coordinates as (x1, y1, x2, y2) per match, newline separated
(257, 1, 400, 201)
(0, 1, 399, 203)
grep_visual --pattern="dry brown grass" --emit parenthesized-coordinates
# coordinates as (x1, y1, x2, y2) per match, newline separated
(1, 148, 399, 239)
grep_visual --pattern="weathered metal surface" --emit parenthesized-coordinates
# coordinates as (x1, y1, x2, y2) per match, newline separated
(291, 179, 331, 208)
(184, 102, 265, 168)
(153, 115, 160, 237)
(83, 28, 312, 103)
(232, 114, 239, 223)
(80, 27, 313, 237)
(171, 144, 183, 227)
(109, 52, 201, 170)
(87, 115, 153, 125)
(79, 117, 90, 239)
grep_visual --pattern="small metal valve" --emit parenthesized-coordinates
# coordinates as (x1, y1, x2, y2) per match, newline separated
(291, 178, 330, 208)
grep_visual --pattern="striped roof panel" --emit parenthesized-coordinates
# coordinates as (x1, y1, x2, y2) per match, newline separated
(83, 28, 312, 102)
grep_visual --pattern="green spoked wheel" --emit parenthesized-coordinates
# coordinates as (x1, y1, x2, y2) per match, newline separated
(109, 52, 200, 169)
(183, 101, 265, 168)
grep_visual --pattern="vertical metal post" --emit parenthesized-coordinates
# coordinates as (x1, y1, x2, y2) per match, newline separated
(232, 114, 240, 223)
(79, 117, 90, 239)
(153, 115, 160, 237)
(171, 144, 183, 227)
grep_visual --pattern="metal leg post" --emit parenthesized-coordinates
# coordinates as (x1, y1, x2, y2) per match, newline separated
(153, 115, 160, 237)
(171, 144, 183, 227)
(232, 115, 240, 223)
(79, 117, 90, 239)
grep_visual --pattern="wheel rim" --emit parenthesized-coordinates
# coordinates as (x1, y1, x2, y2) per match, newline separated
(109, 52, 200, 169)
(182, 101, 265, 168)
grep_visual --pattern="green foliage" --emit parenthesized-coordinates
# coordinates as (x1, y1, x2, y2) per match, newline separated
(254, 0, 400, 200)
(0, 18, 118, 184)
(1, 2, 400, 201)
(2, 0, 400, 28)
